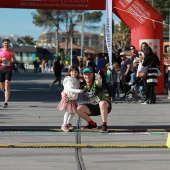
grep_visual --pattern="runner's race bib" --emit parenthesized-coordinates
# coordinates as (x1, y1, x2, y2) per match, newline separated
(89, 96, 100, 105)
(84, 90, 101, 105)
(2, 60, 10, 66)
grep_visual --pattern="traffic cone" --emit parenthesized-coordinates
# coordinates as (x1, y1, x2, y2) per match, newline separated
(166, 133, 170, 148)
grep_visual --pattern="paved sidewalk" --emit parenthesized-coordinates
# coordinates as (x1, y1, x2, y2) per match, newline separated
(0, 72, 170, 170)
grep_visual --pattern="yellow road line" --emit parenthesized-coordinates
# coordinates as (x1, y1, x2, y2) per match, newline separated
(146, 129, 167, 132)
(0, 143, 167, 148)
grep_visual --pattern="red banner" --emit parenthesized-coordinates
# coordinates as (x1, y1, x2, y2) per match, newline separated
(0, 0, 106, 10)
(113, 0, 163, 94)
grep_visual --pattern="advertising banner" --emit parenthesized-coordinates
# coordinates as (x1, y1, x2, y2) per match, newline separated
(105, 0, 113, 69)
(0, 0, 105, 10)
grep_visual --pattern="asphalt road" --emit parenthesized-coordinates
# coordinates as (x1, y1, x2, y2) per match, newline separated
(0, 71, 170, 170)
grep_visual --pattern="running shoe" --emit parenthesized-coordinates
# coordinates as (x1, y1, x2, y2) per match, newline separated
(81, 122, 97, 129)
(61, 124, 70, 132)
(3, 102, 8, 108)
(100, 125, 108, 133)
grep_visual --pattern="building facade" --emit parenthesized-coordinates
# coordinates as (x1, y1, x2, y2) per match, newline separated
(36, 30, 102, 50)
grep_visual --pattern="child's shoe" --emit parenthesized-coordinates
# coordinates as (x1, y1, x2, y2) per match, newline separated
(61, 124, 70, 132)
(67, 123, 74, 130)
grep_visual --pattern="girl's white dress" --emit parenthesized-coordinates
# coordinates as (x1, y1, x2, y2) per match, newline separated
(57, 76, 81, 113)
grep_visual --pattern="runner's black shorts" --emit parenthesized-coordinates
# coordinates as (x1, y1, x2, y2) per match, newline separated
(82, 102, 112, 116)
(0, 70, 12, 82)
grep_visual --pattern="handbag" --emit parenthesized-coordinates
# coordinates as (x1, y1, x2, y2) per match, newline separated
(138, 56, 155, 79)
(138, 66, 149, 78)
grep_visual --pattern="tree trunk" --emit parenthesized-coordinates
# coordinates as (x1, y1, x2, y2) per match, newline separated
(55, 30, 60, 54)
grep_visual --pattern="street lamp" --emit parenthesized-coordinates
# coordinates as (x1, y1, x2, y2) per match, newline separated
(100, 24, 105, 53)
(70, 36, 73, 66)
(100, 34, 104, 53)
(70, 13, 84, 58)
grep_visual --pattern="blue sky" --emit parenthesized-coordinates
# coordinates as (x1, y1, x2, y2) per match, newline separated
(0, 9, 44, 40)
(0, 8, 120, 41)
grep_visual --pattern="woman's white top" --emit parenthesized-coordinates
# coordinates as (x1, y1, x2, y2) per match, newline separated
(136, 61, 144, 77)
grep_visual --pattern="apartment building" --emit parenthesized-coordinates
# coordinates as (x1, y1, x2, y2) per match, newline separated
(36, 30, 102, 49)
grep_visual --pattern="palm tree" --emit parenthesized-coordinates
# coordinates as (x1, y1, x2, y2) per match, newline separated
(21, 36, 35, 45)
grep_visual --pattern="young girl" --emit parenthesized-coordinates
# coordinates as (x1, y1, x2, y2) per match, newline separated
(57, 66, 83, 132)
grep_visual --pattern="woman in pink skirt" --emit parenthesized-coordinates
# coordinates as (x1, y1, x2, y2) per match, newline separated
(57, 66, 83, 132)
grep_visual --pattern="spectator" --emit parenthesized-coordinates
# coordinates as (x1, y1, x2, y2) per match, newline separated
(128, 45, 139, 85)
(44, 62, 49, 73)
(105, 63, 113, 100)
(140, 42, 149, 52)
(86, 56, 90, 66)
(48, 60, 53, 72)
(97, 54, 108, 88)
(88, 56, 96, 73)
(141, 46, 160, 104)
(21, 62, 26, 72)
(116, 49, 123, 67)
(72, 51, 79, 67)
(133, 50, 145, 96)
(83, 56, 88, 67)
(41, 59, 46, 73)
(13, 62, 19, 73)
(112, 62, 121, 100)
(120, 52, 131, 98)
(95, 56, 99, 72)
(78, 60, 84, 76)
(33, 60, 39, 73)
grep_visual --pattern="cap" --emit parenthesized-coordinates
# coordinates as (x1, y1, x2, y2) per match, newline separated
(82, 67, 93, 73)
(120, 52, 125, 56)
(130, 46, 135, 50)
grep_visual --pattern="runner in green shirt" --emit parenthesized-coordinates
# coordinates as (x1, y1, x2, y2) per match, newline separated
(77, 66, 112, 133)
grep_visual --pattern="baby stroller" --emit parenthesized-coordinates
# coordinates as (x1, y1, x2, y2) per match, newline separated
(126, 78, 146, 103)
